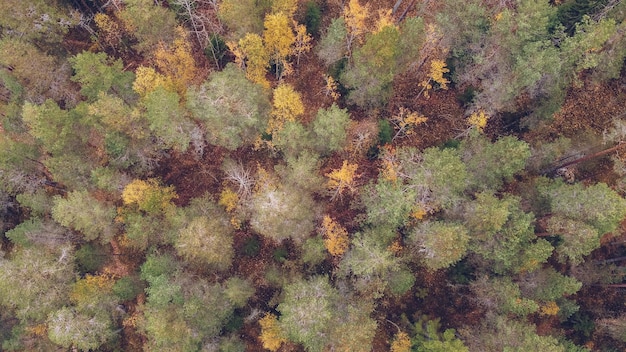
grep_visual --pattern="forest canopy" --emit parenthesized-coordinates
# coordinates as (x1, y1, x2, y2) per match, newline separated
(2, 0, 626, 351)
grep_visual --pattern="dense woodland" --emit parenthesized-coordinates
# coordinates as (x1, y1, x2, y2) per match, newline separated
(2, 0, 626, 351)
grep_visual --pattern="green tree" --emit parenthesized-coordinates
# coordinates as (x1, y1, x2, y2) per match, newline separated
(69, 51, 136, 102)
(51, 190, 117, 243)
(186, 64, 271, 150)
(118, 0, 178, 54)
(317, 17, 348, 66)
(143, 87, 193, 152)
(341, 25, 401, 109)
(218, 0, 268, 39)
(175, 215, 234, 271)
(278, 276, 339, 352)
(460, 132, 531, 192)
(47, 308, 114, 351)
(0, 246, 75, 322)
(311, 103, 351, 154)
(0, 0, 75, 46)
(411, 221, 470, 271)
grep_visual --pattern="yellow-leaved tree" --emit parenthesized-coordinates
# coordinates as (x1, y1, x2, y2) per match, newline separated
(293, 22, 313, 65)
(229, 33, 270, 88)
(132, 66, 171, 97)
(153, 26, 198, 95)
(263, 12, 295, 79)
(467, 110, 490, 132)
(259, 313, 287, 351)
(321, 215, 350, 256)
(269, 83, 304, 133)
(418, 59, 450, 98)
(326, 160, 360, 200)
(121, 178, 177, 214)
(344, 0, 370, 50)
(390, 331, 412, 352)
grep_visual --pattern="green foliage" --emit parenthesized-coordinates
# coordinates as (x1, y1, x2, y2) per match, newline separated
(51, 190, 116, 243)
(301, 236, 327, 266)
(304, 1, 322, 36)
(4, 218, 69, 248)
(69, 51, 136, 102)
(21, 100, 80, 155)
(540, 180, 626, 235)
(75, 243, 108, 274)
(141, 253, 178, 281)
(0, 0, 75, 45)
(341, 25, 401, 109)
(187, 64, 271, 150)
(218, 0, 268, 39)
(317, 17, 348, 66)
(272, 120, 315, 158)
(519, 268, 582, 302)
(175, 215, 234, 271)
(470, 276, 539, 316)
(143, 87, 193, 152)
(412, 315, 469, 352)
(276, 151, 324, 193)
(411, 221, 470, 271)
(467, 194, 552, 274)
(47, 307, 114, 351)
(118, 0, 178, 54)
(312, 103, 350, 154)
(113, 275, 144, 301)
(397, 17, 426, 71)
(278, 276, 339, 352)
(460, 132, 531, 191)
(224, 277, 255, 308)
(15, 189, 52, 218)
(387, 267, 416, 296)
(462, 315, 568, 352)
(0, 246, 75, 322)
(361, 178, 416, 230)
(547, 216, 601, 264)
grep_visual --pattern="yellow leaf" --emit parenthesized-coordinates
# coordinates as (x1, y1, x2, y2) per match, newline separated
(344, 0, 370, 41)
(326, 160, 360, 199)
(467, 110, 489, 132)
(390, 331, 412, 352)
(219, 187, 239, 213)
(153, 26, 198, 96)
(132, 66, 171, 97)
(259, 313, 287, 351)
(540, 301, 560, 316)
(322, 215, 350, 256)
(269, 83, 304, 133)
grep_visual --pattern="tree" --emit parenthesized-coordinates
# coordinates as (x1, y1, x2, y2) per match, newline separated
(143, 87, 193, 152)
(411, 221, 470, 271)
(0, 0, 75, 46)
(259, 313, 287, 351)
(21, 99, 81, 155)
(118, 0, 178, 54)
(249, 175, 317, 243)
(218, 0, 267, 39)
(153, 27, 199, 95)
(175, 216, 234, 271)
(263, 12, 295, 79)
(229, 33, 270, 87)
(341, 25, 401, 109)
(186, 64, 271, 150)
(269, 84, 305, 133)
(0, 246, 75, 322)
(51, 190, 116, 243)
(460, 132, 531, 192)
(326, 160, 360, 200)
(278, 276, 339, 352)
(121, 178, 177, 215)
(317, 17, 348, 66)
(47, 307, 114, 351)
(69, 51, 136, 102)
(311, 103, 351, 154)
(321, 215, 350, 257)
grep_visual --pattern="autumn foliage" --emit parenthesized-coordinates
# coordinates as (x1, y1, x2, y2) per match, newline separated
(259, 313, 287, 351)
(321, 215, 350, 257)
